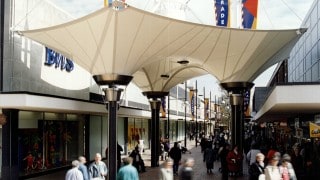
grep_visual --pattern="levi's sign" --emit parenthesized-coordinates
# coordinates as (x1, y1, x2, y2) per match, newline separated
(45, 47, 74, 72)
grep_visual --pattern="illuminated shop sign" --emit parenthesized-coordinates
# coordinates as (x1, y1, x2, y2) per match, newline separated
(45, 47, 74, 72)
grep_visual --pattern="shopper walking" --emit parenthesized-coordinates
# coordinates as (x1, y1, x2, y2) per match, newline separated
(178, 158, 194, 180)
(89, 153, 108, 179)
(159, 158, 174, 180)
(203, 141, 215, 174)
(219, 143, 230, 180)
(129, 146, 146, 173)
(169, 142, 182, 175)
(226, 145, 243, 177)
(65, 160, 83, 180)
(78, 156, 89, 180)
(264, 153, 281, 180)
(116, 157, 139, 180)
(249, 153, 265, 180)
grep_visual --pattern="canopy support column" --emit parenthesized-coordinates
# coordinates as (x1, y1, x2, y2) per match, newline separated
(220, 82, 254, 152)
(142, 91, 169, 167)
(93, 74, 132, 180)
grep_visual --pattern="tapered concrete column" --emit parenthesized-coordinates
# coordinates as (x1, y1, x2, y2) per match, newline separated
(93, 74, 132, 180)
(142, 91, 169, 167)
(220, 82, 254, 152)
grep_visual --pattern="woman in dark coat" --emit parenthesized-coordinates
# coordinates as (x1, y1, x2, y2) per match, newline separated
(249, 153, 265, 180)
(226, 145, 243, 177)
(203, 141, 215, 174)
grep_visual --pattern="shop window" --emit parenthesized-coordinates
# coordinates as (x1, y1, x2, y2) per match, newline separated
(18, 111, 85, 176)
(127, 118, 149, 152)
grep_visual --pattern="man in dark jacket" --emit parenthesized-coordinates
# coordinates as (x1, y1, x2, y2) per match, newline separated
(219, 143, 230, 180)
(129, 146, 145, 172)
(169, 142, 182, 175)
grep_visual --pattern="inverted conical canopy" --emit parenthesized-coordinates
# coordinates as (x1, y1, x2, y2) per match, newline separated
(17, 4, 305, 87)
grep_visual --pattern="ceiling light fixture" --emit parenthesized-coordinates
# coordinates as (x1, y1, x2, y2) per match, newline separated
(160, 74, 170, 79)
(177, 60, 189, 65)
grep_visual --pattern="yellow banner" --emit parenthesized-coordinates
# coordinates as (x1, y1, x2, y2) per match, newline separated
(309, 122, 320, 138)
(104, 0, 112, 7)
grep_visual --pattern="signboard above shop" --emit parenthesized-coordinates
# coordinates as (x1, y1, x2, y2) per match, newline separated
(44, 47, 74, 72)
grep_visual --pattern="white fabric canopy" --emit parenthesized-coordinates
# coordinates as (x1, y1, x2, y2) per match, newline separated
(17, 4, 305, 91)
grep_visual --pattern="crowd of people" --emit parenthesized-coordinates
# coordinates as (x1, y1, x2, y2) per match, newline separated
(64, 139, 195, 180)
(64, 130, 320, 180)
(65, 153, 107, 180)
(197, 130, 320, 180)
(244, 134, 320, 180)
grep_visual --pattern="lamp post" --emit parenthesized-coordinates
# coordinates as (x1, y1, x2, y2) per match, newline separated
(167, 94, 170, 141)
(142, 91, 169, 167)
(93, 74, 132, 180)
(184, 81, 187, 148)
(220, 82, 254, 153)
(195, 80, 198, 147)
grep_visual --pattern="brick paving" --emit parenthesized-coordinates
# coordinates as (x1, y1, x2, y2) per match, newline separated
(28, 139, 250, 180)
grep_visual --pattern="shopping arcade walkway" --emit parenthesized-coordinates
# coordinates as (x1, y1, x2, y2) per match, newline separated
(139, 139, 249, 180)
(29, 139, 249, 180)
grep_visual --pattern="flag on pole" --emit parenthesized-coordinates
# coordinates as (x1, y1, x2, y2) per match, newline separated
(204, 98, 209, 120)
(214, 0, 230, 27)
(160, 97, 166, 118)
(190, 90, 195, 120)
(104, 0, 113, 7)
(242, 0, 258, 29)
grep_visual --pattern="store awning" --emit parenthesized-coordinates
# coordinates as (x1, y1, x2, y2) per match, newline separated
(16, 4, 306, 91)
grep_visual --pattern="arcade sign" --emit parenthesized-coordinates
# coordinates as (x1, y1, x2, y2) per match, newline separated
(44, 47, 74, 72)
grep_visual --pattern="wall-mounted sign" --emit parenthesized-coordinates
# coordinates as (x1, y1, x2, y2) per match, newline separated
(310, 122, 320, 138)
(45, 47, 74, 72)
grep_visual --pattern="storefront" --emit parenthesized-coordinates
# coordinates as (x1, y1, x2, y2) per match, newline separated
(18, 111, 86, 176)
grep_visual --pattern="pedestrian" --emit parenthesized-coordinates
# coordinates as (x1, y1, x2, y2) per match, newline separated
(159, 158, 174, 180)
(248, 153, 265, 180)
(178, 158, 194, 180)
(266, 144, 278, 163)
(116, 157, 139, 180)
(219, 143, 230, 180)
(247, 143, 261, 165)
(136, 140, 144, 155)
(89, 153, 108, 179)
(290, 145, 303, 179)
(65, 160, 83, 180)
(226, 145, 243, 177)
(117, 143, 124, 171)
(264, 153, 281, 180)
(203, 141, 215, 174)
(169, 142, 182, 175)
(129, 146, 146, 173)
(279, 154, 297, 180)
(200, 137, 207, 153)
(160, 141, 166, 161)
(78, 156, 89, 180)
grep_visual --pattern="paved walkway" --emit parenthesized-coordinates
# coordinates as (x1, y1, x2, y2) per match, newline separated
(29, 140, 250, 180)
(139, 140, 249, 180)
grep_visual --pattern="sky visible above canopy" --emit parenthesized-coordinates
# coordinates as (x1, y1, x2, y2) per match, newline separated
(49, 0, 313, 29)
